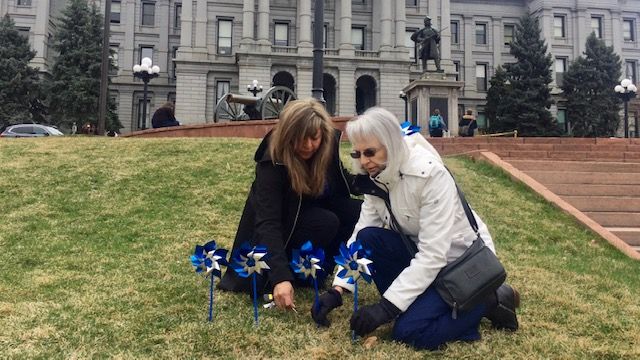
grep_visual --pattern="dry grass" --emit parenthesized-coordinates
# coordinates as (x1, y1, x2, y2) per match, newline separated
(0, 137, 638, 359)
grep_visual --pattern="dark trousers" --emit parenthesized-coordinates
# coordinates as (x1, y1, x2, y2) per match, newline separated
(358, 227, 486, 350)
(288, 196, 362, 284)
(429, 129, 444, 137)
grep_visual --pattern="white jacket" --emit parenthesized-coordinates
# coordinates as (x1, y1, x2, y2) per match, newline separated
(333, 136, 495, 312)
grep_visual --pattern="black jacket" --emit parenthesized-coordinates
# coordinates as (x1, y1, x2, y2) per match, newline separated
(151, 107, 180, 128)
(218, 129, 354, 293)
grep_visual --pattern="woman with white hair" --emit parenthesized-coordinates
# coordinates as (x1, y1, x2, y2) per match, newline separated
(311, 107, 519, 350)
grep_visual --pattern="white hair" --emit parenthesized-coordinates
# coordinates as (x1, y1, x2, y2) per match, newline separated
(346, 107, 409, 176)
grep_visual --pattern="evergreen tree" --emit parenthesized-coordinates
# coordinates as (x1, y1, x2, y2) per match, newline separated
(499, 14, 557, 136)
(561, 33, 622, 137)
(47, 0, 121, 132)
(0, 14, 45, 129)
(485, 66, 512, 133)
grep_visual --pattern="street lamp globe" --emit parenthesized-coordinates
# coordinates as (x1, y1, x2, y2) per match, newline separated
(615, 78, 638, 138)
(133, 58, 161, 130)
(615, 85, 624, 93)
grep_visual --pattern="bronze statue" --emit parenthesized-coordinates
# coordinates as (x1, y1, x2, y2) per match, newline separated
(411, 16, 442, 72)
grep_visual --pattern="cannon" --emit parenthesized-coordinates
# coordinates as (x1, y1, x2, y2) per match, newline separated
(213, 86, 297, 122)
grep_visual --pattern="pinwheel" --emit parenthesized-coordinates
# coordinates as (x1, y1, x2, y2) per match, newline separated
(400, 121, 421, 136)
(231, 243, 270, 325)
(190, 240, 229, 321)
(290, 241, 325, 312)
(334, 239, 373, 341)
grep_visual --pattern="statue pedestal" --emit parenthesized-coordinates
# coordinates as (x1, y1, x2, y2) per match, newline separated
(403, 71, 463, 137)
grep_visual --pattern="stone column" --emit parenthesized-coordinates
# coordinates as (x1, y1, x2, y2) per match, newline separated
(463, 16, 475, 91)
(180, 0, 193, 48)
(575, 7, 588, 58)
(194, 0, 207, 51)
(159, 1, 170, 72)
(380, 0, 393, 51)
(241, 0, 255, 47)
(395, 0, 407, 50)
(175, 69, 208, 124)
(298, 0, 312, 54)
(611, 10, 623, 57)
(492, 17, 502, 67)
(32, 0, 50, 69)
(257, 0, 270, 46)
(439, 0, 453, 71)
(124, 0, 136, 71)
(339, 0, 354, 55)
(338, 67, 356, 115)
(539, 8, 553, 47)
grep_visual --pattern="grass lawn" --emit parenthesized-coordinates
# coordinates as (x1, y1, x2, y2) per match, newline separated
(1, 137, 639, 359)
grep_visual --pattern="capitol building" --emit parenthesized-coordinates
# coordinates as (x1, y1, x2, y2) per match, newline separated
(4, 0, 640, 134)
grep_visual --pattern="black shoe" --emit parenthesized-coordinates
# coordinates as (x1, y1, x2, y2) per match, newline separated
(486, 284, 520, 331)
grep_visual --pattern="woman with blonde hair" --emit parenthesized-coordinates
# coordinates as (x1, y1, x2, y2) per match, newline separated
(219, 99, 362, 311)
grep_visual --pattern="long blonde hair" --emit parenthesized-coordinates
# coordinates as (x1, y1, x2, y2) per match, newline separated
(269, 99, 335, 196)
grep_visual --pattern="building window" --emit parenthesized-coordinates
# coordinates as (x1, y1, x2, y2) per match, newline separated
(405, 0, 417, 6)
(453, 61, 460, 81)
(175, 4, 181, 29)
(109, 45, 119, 75)
(139, 46, 153, 64)
(476, 64, 487, 91)
(475, 23, 487, 45)
(591, 16, 602, 38)
(110, 0, 121, 24)
(217, 19, 232, 55)
(216, 81, 230, 105)
(171, 47, 178, 79)
(451, 21, 459, 44)
(477, 112, 487, 129)
(406, 30, 417, 62)
(17, 0, 31, 6)
(557, 109, 567, 133)
(141, 2, 155, 26)
(274, 22, 289, 46)
(323, 24, 328, 48)
(626, 61, 637, 84)
(554, 16, 565, 38)
(623, 19, 635, 41)
(555, 58, 566, 86)
(16, 27, 29, 40)
(352, 26, 365, 50)
(504, 24, 514, 46)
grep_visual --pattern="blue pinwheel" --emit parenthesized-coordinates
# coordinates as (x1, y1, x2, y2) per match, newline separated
(231, 243, 270, 325)
(400, 121, 421, 136)
(290, 241, 325, 312)
(190, 240, 229, 321)
(334, 239, 373, 341)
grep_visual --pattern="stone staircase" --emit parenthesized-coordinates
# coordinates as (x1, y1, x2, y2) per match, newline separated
(427, 137, 640, 254)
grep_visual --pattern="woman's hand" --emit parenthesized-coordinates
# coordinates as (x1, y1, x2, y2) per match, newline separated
(273, 281, 295, 311)
(311, 287, 344, 327)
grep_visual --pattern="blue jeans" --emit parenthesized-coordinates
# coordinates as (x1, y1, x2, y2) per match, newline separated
(358, 227, 486, 350)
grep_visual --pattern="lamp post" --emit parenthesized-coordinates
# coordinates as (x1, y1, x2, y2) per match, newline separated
(247, 79, 263, 97)
(615, 78, 638, 138)
(399, 91, 409, 123)
(132, 57, 160, 130)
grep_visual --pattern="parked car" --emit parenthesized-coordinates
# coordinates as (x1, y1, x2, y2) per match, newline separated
(0, 124, 64, 138)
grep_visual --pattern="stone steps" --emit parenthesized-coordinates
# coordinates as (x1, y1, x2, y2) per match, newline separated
(606, 228, 640, 246)
(507, 160, 640, 173)
(547, 184, 640, 196)
(585, 212, 640, 227)
(525, 171, 640, 185)
(560, 196, 640, 212)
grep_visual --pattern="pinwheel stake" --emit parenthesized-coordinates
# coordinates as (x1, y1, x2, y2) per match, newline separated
(334, 240, 373, 341)
(290, 241, 325, 313)
(231, 243, 270, 326)
(190, 240, 229, 321)
(400, 121, 421, 136)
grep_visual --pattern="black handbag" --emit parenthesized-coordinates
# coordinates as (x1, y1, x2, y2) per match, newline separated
(383, 170, 506, 319)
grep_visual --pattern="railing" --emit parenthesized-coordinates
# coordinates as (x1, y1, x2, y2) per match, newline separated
(355, 50, 380, 58)
(323, 49, 339, 56)
(271, 46, 298, 54)
(480, 130, 518, 138)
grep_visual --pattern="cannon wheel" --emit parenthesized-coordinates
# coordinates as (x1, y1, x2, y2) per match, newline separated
(213, 93, 249, 122)
(260, 86, 297, 119)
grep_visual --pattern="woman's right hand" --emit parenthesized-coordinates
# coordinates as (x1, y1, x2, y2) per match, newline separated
(311, 287, 344, 327)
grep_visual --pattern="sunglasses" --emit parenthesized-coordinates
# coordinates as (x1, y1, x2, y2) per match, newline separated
(350, 147, 380, 159)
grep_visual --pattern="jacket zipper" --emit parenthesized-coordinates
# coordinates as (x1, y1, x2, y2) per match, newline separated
(284, 194, 302, 249)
